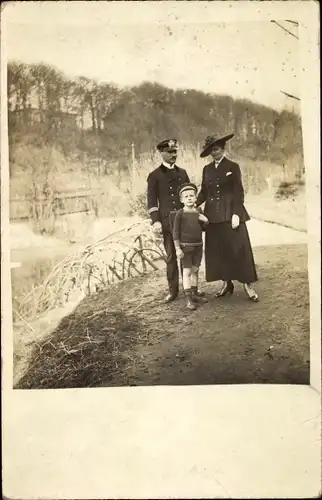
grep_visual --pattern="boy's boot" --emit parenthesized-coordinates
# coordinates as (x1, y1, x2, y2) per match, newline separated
(184, 289, 197, 310)
(191, 286, 208, 303)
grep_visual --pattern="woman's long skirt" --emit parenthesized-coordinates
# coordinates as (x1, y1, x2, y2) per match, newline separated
(204, 222, 258, 283)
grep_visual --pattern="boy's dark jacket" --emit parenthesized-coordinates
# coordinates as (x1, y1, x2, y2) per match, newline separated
(196, 157, 250, 223)
(172, 207, 208, 244)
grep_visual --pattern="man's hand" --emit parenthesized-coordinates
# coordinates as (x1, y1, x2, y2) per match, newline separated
(174, 241, 184, 259)
(198, 213, 209, 224)
(152, 221, 162, 235)
(231, 214, 240, 229)
(176, 248, 184, 260)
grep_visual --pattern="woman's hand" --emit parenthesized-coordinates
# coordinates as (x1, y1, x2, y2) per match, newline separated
(231, 214, 240, 229)
(198, 213, 209, 224)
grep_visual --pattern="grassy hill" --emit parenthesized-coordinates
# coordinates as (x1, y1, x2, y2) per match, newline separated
(8, 61, 304, 232)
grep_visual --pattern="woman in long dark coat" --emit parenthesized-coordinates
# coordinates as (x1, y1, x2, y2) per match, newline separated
(196, 134, 259, 301)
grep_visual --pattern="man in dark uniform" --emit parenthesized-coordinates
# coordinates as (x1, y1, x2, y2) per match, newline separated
(147, 139, 204, 303)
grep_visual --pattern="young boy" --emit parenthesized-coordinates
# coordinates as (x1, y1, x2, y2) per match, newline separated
(172, 183, 209, 310)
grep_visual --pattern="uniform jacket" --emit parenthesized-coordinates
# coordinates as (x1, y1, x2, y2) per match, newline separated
(196, 157, 250, 223)
(147, 164, 190, 231)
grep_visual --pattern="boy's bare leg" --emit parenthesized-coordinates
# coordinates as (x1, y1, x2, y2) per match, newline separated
(190, 267, 198, 289)
(191, 268, 208, 303)
(182, 267, 191, 290)
(182, 268, 197, 310)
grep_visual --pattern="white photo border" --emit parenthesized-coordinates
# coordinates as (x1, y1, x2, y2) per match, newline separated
(1, 2, 321, 498)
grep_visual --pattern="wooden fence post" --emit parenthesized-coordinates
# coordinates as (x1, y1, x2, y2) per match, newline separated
(131, 143, 136, 187)
(137, 235, 147, 273)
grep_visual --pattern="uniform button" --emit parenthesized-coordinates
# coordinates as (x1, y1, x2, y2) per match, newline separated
(217, 197, 219, 200)
(216, 184, 219, 187)
(170, 186, 173, 190)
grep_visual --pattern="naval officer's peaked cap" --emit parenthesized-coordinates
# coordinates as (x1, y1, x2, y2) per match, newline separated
(157, 139, 179, 152)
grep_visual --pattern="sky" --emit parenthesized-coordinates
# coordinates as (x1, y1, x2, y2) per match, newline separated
(4, 3, 300, 112)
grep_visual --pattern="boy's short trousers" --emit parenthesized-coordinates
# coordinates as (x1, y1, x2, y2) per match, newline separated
(181, 245, 203, 269)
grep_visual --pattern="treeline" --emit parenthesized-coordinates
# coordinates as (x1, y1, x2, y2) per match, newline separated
(8, 60, 303, 174)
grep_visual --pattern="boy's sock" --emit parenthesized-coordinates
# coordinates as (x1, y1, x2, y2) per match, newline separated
(191, 286, 208, 303)
(191, 270, 206, 298)
(183, 288, 197, 310)
(190, 286, 198, 303)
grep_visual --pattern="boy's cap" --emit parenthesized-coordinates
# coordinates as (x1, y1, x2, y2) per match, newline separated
(178, 182, 198, 196)
(157, 139, 178, 152)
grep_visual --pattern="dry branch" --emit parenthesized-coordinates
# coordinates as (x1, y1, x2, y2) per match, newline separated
(14, 219, 164, 326)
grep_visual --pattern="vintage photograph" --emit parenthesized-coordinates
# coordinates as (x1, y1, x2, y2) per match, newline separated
(6, 11, 309, 389)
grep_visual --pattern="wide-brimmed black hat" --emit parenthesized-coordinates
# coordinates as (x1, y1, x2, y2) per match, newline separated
(200, 133, 234, 158)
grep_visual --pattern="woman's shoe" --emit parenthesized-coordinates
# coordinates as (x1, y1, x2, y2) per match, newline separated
(215, 280, 234, 297)
(243, 283, 259, 302)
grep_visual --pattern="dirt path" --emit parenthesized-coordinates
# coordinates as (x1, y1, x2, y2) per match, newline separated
(100, 243, 309, 386)
(15, 243, 310, 388)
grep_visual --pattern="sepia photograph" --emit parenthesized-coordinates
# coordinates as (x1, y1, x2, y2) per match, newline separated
(2, 3, 320, 499)
(6, 7, 309, 391)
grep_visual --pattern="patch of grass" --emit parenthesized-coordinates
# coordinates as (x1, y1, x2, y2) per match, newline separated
(129, 191, 148, 218)
(275, 180, 304, 200)
(15, 292, 144, 389)
(11, 257, 61, 318)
